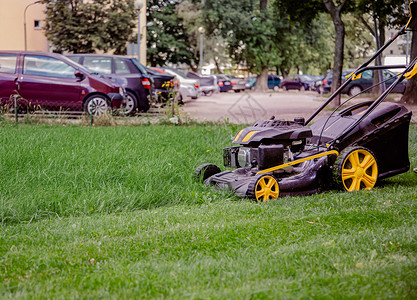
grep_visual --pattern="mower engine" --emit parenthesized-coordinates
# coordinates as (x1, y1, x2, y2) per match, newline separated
(223, 118, 312, 170)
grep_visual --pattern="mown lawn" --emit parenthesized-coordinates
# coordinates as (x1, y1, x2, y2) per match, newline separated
(0, 123, 416, 299)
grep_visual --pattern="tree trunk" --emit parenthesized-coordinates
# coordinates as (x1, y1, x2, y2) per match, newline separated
(401, 29, 417, 105)
(254, 0, 269, 92)
(323, 0, 348, 107)
(254, 66, 269, 92)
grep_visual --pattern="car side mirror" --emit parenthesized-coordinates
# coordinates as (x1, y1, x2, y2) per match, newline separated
(75, 71, 85, 81)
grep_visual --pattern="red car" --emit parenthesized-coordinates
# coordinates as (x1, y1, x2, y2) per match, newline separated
(0, 51, 124, 115)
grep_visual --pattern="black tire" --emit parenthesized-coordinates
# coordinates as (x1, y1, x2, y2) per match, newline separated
(84, 95, 110, 116)
(318, 85, 324, 94)
(333, 146, 378, 192)
(247, 174, 279, 202)
(205, 90, 213, 96)
(119, 91, 137, 115)
(195, 163, 221, 183)
(348, 85, 362, 97)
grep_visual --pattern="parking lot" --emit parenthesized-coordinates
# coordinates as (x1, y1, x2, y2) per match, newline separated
(181, 90, 417, 124)
(181, 90, 334, 124)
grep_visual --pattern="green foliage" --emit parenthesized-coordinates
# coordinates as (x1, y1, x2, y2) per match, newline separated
(146, 0, 195, 67)
(42, 0, 136, 54)
(202, 0, 336, 77)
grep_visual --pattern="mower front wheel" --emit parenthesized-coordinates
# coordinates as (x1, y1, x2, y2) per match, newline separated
(247, 175, 280, 202)
(333, 146, 378, 192)
(195, 163, 221, 183)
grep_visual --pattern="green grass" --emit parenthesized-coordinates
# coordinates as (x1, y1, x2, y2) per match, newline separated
(0, 123, 416, 298)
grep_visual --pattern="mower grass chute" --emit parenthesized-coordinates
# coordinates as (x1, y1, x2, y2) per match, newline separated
(195, 2, 417, 201)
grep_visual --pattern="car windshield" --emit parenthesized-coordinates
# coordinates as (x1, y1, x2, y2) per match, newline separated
(131, 58, 148, 75)
(300, 75, 313, 81)
(62, 55, 95, 74)
(166, 68, 187, 78)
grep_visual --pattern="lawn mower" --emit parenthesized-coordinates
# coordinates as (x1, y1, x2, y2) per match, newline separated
(195, 2, 417, 201)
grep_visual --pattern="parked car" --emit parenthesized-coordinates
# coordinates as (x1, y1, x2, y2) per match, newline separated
(343, 69, 407, 96)
(162, 68, 200, 101)
(317, 70, 348, 94)
(317, 69, 407, 96)
(267, 75, 281, 91)
(279, 74, 314, 91)
(0, 51, 124, 115)
(245, 75, 281, 90)
(245, 75, 257, 89)
(67, 54, 153, 114)
(145, 67, 176, 104)
(213, 74, 233, 92)
(187, 71, 219, 96)
(225, 75, 246, 92)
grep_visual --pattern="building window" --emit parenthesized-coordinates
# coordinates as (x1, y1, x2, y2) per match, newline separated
(34, 20, 41, 30)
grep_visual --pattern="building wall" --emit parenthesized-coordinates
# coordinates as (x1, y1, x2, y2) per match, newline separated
(0, 0, 47, 51)
(0, 0, 147, 65)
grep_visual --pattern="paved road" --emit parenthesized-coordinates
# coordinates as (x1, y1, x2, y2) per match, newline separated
(181, 90, 417, 124)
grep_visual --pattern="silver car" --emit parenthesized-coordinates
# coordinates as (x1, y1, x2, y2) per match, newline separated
(163, 68, 200, 101)
(225, 75, 246, 92)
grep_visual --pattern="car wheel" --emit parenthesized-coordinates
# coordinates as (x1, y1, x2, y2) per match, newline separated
(300, 85, 306, 92)
(348, 85, 362, 96)
(119, 91, 137, 115)
(273, 85, 279, 92)
(333, 146, 378, 192)
(282, 85, 287, 91)
(84, 95, 110, 116)
(234, 89, 241, 93)
(205, 90, 213, 96)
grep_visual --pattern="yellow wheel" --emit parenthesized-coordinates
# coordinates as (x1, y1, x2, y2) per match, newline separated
(334, 147, 378, 192)
(249, 175, 279, 202)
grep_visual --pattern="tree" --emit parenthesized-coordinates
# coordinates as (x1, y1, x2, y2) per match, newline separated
(323, 0, 349, 106)
(146, 0, 194, 67)
(42, 0, 136, 54)
(203, 0, 287, 91)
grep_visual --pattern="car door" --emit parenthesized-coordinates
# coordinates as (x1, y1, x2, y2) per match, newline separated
(360, 70, 373, 90)
(0, 53, 19, 105)
(18, 54, 81, 110)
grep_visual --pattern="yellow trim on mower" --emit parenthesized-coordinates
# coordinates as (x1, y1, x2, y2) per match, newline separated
(404, 2, 416, 31)
(346, 72, 362, 81)
(256, 150, 339, 175)
(242, 130, 259, 142)
(405, 62, 417, 79)
(234, 130, 244, 142)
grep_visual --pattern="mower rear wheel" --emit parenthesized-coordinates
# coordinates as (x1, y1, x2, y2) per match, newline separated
(248, 175, 279, 202)
(195, 163, 221, 182)
(333, 146, 378, 192)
